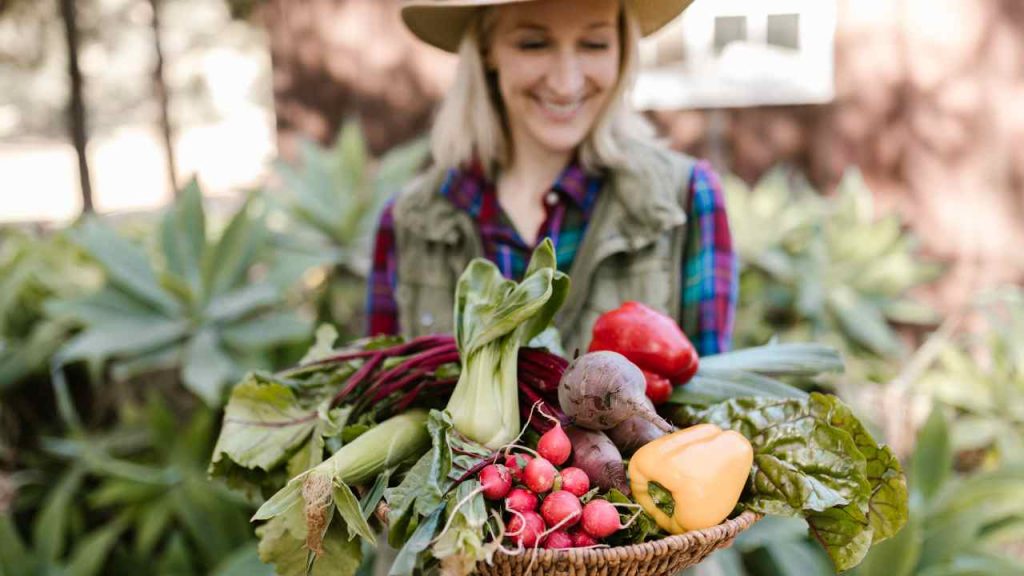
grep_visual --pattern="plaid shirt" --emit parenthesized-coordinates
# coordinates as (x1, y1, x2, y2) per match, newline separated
(366, 160, 737, 355)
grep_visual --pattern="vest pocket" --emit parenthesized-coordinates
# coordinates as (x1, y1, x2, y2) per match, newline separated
(396, 280, 455, 338)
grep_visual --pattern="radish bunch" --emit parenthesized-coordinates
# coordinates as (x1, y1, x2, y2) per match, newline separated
(474, 419, 631, 550)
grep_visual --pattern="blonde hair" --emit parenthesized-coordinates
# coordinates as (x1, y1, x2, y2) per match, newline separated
(430, 2, 654, 175)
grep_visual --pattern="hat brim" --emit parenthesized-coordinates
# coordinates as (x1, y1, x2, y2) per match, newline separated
(402, 0, 695, 53)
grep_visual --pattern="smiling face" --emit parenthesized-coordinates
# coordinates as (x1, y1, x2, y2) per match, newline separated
(487, 0, 622, 161)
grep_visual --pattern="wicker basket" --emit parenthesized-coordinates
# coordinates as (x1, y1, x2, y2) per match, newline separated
(474, 511, 760, 576)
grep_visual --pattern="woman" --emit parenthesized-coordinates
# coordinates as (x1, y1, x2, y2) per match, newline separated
(367, 0, 736, 356)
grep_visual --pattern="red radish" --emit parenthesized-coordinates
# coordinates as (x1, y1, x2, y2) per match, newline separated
(524, 457, 558, 494)
(505, 453, 533, 483)
(479, 464, 512, 500)
(560, 467, 590, 497)
(544, 530, 573, 550)
(540, 490, 582, 529)
(581, 499, 622, 539)
(537, 424, 572, 466)
(571, 531, 598, 548)
(505, 488, 538, 513)
(507, 511, 546, 548)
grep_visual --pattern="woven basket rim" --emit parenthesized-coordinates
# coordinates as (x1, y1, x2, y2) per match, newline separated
(493, 510, 761, 562)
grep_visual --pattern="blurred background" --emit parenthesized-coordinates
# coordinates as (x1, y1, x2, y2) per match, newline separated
(1, 0, 1022, 574)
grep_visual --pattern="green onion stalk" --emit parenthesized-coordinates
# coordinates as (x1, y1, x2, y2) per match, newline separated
(446, 239, 569, 448)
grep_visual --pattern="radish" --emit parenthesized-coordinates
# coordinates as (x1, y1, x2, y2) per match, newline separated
(560, 467, 590, 497)
(479, 464, 512, 500)
(537, 422, 572, 466)
(507, 510, 546, 548)
(523, 457, 558, 494)
(544, 530, 573, 550)
(505, 488, 538, 513)
(571, 530, 598, 548)
(505, 453, 533, 483)
(540, 490, 582, 529)
(581, 499, 623, 539)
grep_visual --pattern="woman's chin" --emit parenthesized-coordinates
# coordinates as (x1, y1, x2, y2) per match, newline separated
(526, 126, 590, 156)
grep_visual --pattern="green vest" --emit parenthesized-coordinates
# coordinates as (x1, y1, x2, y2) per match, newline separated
(390, 139, 696, 354)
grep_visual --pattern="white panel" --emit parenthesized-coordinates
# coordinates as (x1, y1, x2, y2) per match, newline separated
(633, 0, 837, 109)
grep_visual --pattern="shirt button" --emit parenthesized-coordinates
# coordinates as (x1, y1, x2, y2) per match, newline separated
(420, 312, 434, 327)
(544, 191, 559, 207)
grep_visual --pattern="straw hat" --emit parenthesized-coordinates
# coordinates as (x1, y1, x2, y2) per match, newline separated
(401, 0, 695, 53)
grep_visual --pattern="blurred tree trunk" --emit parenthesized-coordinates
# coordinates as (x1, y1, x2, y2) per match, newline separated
(149, 0, 178, 194)
(58, 0, 93, 213)
(257, 0, 454, 158)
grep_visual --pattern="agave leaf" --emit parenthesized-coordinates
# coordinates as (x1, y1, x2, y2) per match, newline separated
(202, 196, 267, 301)
(57, 317, 189, 365)
(182, 330, 238, 406)
(160, 178, 207, 293)
(70, 219, 181, 316)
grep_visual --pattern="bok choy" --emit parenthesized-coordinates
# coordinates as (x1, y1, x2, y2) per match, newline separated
(447, 239, 569, 448)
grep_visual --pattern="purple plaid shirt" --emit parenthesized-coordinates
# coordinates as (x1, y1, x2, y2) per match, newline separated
(366, 160, 737, 355)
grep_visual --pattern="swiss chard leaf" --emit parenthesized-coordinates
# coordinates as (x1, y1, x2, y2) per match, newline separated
(812, 394, 907, 543)
(678, 395, 866, 516)
(676, 393, 909, 573)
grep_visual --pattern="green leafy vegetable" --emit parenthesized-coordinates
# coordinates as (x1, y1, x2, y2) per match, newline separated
(447, 239, 569, 447)
(385, 411, 493, 576)
(255, 505, 361, 576)
(252, 410, 431, 575)
(675, 393, 909, 572)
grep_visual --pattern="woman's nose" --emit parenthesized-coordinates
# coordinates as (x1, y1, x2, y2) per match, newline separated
(547, 50, 585, 98)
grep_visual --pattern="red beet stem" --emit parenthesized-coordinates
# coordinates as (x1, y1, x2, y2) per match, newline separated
(330, 353, 384, 406)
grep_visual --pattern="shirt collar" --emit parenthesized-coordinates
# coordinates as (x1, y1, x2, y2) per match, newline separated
(441, 158, 596, 212)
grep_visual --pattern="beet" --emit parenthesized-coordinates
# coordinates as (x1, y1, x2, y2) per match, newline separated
(607, 413, 666, 456)
(565, 426, 629, 494)
(558, 352, 673, 433)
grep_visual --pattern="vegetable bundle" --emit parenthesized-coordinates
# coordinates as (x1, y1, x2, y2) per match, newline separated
(208, 239, 908, 575)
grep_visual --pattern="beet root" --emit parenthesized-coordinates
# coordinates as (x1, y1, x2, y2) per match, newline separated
(565, 426, 629, 494)
(558, 351, 673, 433)
(607, 413, 667, 456)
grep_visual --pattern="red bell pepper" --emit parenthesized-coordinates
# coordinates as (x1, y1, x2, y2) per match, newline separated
(641, 369, 673, 406)
(588, 302, 699, 392)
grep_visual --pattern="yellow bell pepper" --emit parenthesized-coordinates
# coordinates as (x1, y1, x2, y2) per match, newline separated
(629, 424, 753, 533)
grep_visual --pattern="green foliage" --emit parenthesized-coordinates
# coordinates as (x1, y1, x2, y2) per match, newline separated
(48, 180, 314, 407)
(726, 168, 943, 367)
(0, 228, 99, 390)
(675, 393, 909, 572)
(913, 289, 1024, 463)
(854, 408, 1024, 576)
(2, 396, 261, 575)
(269, 122, 428, 333)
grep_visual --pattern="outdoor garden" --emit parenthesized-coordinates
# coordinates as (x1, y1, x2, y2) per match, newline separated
(3, 121, 1022, 574)
(3, 0, 1024, 575)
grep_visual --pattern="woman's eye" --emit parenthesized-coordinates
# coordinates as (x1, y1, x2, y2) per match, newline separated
(581, 40, 610, 51)
(518, 39, 548, 50)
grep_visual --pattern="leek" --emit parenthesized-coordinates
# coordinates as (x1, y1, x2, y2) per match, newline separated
(446, 239, 569, 448)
